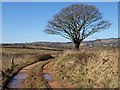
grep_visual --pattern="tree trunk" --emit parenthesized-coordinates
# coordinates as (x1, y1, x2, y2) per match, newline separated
(74, 42, 80, 50)
(74, 39, 83, 50)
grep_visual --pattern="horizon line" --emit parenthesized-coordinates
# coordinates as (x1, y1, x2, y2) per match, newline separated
(1, 37, 119, 44)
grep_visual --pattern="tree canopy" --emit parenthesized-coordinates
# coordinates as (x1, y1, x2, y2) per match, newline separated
(44, 4, 111, 49)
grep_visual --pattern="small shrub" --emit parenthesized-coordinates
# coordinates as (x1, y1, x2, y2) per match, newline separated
(36, 54, 53, 61)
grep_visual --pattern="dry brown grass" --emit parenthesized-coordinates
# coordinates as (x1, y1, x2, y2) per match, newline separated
(47, 47, 118, 88)
(2, 47, 58, 88)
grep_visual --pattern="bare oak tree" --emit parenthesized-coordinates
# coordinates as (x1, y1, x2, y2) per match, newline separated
(44, 4, 111, 50)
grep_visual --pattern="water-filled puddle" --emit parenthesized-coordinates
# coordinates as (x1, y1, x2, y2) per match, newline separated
(44, 73, 52, 81)
(7, 73, 27, 88)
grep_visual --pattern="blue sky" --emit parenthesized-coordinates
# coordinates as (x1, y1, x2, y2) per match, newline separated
(2, 2, 118, 43)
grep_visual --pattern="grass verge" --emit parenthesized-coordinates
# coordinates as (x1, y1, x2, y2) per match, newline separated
(47, 47, 118, 88)
(2, 49, 54, 89)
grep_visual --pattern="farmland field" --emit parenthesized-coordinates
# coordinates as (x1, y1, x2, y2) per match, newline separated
(1, 46, 61, 88)
(1, 42, 119, 89)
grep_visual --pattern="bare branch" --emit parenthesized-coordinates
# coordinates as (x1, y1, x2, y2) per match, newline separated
(44, 4, 111, 49)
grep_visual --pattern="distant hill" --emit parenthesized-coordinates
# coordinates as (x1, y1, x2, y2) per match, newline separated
(2, 38, 120, 48)
(81, 38, 119, 47)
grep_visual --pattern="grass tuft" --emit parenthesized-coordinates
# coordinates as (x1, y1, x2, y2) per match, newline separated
(47, 47, 118, 88)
